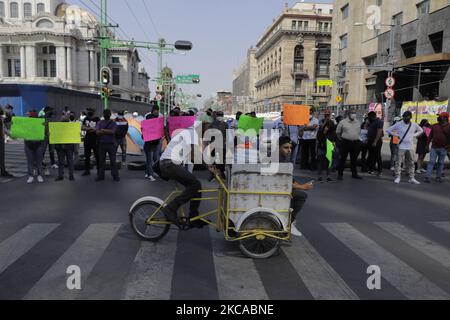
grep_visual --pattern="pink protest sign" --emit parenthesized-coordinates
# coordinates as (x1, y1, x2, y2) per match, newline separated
(424, 127, 431, 138)
(141, 117, 164, 142)
(169, 116, 196, 138)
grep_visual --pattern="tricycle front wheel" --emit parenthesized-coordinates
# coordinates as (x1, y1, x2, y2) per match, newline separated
(238, 213, 281, 259)
(129, 200, 170, 242)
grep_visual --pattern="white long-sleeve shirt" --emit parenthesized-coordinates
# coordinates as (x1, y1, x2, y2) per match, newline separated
(386, 121, 423, 150)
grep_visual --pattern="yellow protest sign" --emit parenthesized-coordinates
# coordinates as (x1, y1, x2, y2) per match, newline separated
(49, 122, 81, 144)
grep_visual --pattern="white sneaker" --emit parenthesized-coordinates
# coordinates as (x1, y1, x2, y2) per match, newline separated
(290, 221, 303, 237)
(390, 166, 395, 171)
(394, 177, 401, 184)
(27, 176, 34, 184)
(37, 175, 44, 183)
(144, 174, 149, 179)
(409, 178, 421, 185)
(148, 175, 156, 182)
(152, 172, 159, 178)
(51, 164, 59, 169)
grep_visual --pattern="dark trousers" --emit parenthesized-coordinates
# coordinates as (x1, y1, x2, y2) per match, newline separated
(338, 139, 360, 176)
(301, 139, 317, 170)
(292, 189, 308, 221)
(98, 143, 119, 178)
(160, 160, 202, 217)
(42, 140, 56, 166)
(144, 143, 159, 176)
(56, 147, 74, 177)
(360, 143, 369, 171)
(0, 138, 5, 173)
(317, 151, 330, 178)
(368, 140, 383, 173)
(116, 137, 127, 162)
(25, 142, 44, 176)
(84, 139, 98, 173)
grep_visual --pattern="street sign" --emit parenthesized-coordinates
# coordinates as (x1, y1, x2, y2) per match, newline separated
(175, 74, 200, 84)
(384, 88, 395, 99)
(385, 76, 396, 88)
(336, 95, 343, 103)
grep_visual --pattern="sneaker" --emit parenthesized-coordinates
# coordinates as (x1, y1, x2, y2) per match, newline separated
(394, 177, 401, 184)
(190, 219, 209, 229)
(317, 177, 323, 183)
(436, 177, 443, 183)
(148, 175, 156, 182)
(69, 176, 75, 181)
(409, 178, 421, 185)
(424, 177, 431, 183)
(144, 174, 150, 179)
(81, 171, 91, 177)
(44, 168, 50, 176)
(1, 171, 14, 178)
(377, 172, 383, 177)
(37, 176, 44, 183)
(290, 221, 303, 237)
(352, 174, 363, 180)
(51, 164, 59, 169)
(390, 166, 395, 171)
(55, 176, 64, 181)
(326, 177, 333, 182)
(152, 172, 159, 179)
(27, 176, 34, 184)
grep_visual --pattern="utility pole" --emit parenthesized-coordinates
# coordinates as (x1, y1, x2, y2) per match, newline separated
(100, 0, 110, 110)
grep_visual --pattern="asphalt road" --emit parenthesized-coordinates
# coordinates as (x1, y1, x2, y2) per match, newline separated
(0, 144, 450, 300)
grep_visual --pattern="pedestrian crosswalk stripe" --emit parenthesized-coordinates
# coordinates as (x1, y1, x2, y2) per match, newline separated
(23, 223, 121, 300)
(123, 231, 178, 300)
(209, 228, 268, 300)
(323, 223, 450, 300)
(430, 221, 450, 234)
(376, 222, 450, 268)
(0, 224, 59, 275)
(282, 237, 359, 300)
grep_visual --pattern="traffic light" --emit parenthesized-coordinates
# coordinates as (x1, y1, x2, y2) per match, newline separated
(100, 67, 111, 85)
(101, 86, 113, 97)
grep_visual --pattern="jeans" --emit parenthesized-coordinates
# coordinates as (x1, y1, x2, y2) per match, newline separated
(160, 160, 201, 217)
(116, 137, 127, 162)
(338, 139, 360, 176)
(144, 143, 159, 176)
(42, 139, 56, 166)
(426, 148, 447, 179)
(25, 142, 44, 176)
(291, 189, 308, 221)
(395, 149, 415, 179)
(84, 139, 98, 173)
(390, 142, 399, 168)
(360, 143, 369, 171)
(98, 142, 119, 178)
(368, 140, 383, 173)
(56, 147, 74, 177)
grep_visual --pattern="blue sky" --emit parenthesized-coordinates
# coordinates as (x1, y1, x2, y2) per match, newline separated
(72, 0, 333, 101)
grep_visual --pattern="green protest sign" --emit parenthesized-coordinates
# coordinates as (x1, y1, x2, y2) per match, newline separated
(49, 122, 81, 144)
(326, 139, 335, 168)
(10, 117, 45, 141)
(237, 115, 264, 136)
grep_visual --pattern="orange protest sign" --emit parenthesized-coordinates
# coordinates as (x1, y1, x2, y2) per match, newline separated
(283, 104, 310, 126)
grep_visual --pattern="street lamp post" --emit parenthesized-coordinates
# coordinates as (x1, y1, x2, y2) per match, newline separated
(413, 64, 432, 123)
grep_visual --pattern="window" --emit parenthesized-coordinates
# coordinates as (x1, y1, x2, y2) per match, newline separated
(340, 34, 348, 49)
(294, 45, 304, 72)
(131, 71, 135, 86)
(417, 0, 430, 16)
(50, 60, 56, 77)
(292, 20, 297, 30)
(401, 40, 417, 58)
(10, 2, 18, 18)
(49, 46, 56, 54)
(0, 2, 5, 18)
(7, 59, 12, 77)
(112, 57, 120, 64)
(330, 9, 333, 15)
(341, 4, 349, 19)
(42, 46, 47, 54)
(36, 19, 54, 28)
(363, 55, 377, 67)
(393, 12, 403, 26)
(14, 59, 21, 77)
(112, 68, 120, 85)
(315, 46, 331, 76)
(429, 31, 443, 53)
(43, 60, 48, 77)
(37, 3, 45, 13)
(303, 21, 309, 30)
(24, 3, 32, 17)
(317, 9, 322, 14)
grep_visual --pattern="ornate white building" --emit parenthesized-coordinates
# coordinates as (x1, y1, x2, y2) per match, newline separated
(0, 0, 150, 102)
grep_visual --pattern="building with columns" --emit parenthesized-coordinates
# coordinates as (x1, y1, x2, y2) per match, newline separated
(0, 0, 150, 114)
(237, 2, 333, 113)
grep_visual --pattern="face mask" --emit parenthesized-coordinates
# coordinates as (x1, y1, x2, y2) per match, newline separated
(69, 116, 75, 121)
(404, 117, 411, 123)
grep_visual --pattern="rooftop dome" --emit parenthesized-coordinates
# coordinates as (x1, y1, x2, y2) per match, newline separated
(55, 3, 97, 24)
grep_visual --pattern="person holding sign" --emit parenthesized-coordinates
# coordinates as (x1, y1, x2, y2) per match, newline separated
(22, 110, 45, 183)
(114, 111, 129, 163)
(143, 106, 162, 181)
(81, 108, 100, 177)
(53, 116, 79, 182)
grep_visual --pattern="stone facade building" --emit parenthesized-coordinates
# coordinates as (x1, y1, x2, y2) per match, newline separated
(232, 47, 257, 114)
(251, 2, 333, 113)
(0, 0, 150, 108)
(330, 0, 450, 113)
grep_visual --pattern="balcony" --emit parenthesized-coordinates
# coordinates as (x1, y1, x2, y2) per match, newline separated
(291, 66, 309, 78)
(255, 70, 281, 88)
